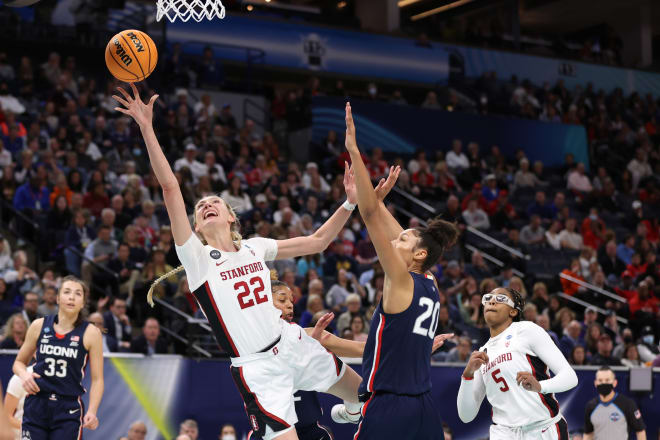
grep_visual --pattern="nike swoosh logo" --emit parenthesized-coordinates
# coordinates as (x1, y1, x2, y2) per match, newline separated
(69, 409, 80, 414)
(216, 260, 227, 266)
(299, 331, 302, 339)
(542, 427, 549, 433)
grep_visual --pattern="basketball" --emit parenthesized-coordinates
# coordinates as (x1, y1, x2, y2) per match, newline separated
(105, 29, 158, 83)
(2, 0, 42, 7)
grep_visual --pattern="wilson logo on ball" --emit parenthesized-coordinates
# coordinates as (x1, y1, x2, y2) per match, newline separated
(113, 39, 133, 66)
(127, 32, 145, 52)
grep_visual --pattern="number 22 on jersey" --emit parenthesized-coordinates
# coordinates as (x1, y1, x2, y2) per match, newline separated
(413, 297, 440, 338)
(235, 277, 267, 309)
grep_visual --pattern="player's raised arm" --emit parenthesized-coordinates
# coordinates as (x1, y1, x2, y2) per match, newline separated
(113, 84, 192, 246)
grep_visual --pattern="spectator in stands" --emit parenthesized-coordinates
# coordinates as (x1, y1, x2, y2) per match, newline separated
(336, 293, 363, 335)
(103, 297, 131, 351)
(120, 421, 147, 440)
(560, 320, 585, 358)
(36, 286, 58, 317)
(82, 224, 117, 292)
(513, 157, 543, 189)
(627, 148, 652, 191)
(446, 139, 469, 174)
(527, 191, 554, 221)
(13, 175, 50, 212)
(462, 199, 490, 230)
(326, 269, 365, 312)
(481, 174, 499, 201)
(567, 162, 593, 194)
(108, 243, 139, 298)
(350, 315, 368, 342)
(123, 225, 148, 267)
(616, 235, 636, 266)
(299, 294, 324, 329)
(545, 219, 562, 250)
(465, 251, 492, 280)
(323, 240, 358, 278)
(590, 334, 621, 366)
(637, 326, 659, 362)
(520, 214, 545, 246)
(0, 313, 28, 349)
(535, 313, 559, 345)
(570, 345, 587, 366)
(63, 209, 95, 277)
(220, 176, 252, 214)
(130, 317, 168, 355)
(523, 303, 538, 321)
(445, 336, 472, 363)
(581, 208, 606, 250)
(219, 424, 236, 440)
(88, 312, 116, 353)
(20, 291, 39, 324)
(599, 240, 626, 280)
(179, 419, 199, 440)
(620, 344, 642, 367)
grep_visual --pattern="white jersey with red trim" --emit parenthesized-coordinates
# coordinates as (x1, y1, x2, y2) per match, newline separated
(176, 234, 281, 357)
(458, 321, 578, 427)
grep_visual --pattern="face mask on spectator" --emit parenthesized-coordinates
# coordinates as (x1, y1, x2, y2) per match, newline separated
(133, 147, 142, 156)
(589, 214, 597, 221)
(222, 435, 236, 440)
(642, 335, 654, 345)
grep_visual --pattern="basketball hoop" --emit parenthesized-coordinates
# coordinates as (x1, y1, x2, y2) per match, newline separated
(156, 0, 225, 22)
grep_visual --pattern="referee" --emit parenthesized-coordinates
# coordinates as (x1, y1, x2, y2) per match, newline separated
(584, 366, 646, 440)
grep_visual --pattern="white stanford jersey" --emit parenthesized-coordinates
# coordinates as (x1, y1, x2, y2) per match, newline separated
(458, 321, 577, 427)
(176, 235, 281, 357)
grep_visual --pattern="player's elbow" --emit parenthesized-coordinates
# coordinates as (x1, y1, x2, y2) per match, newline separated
(567, 367, 578, 390)
(457, 408, 476, 424)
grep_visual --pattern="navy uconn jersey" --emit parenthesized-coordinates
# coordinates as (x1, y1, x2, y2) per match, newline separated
(33, 315, 90, 397)
(359, 272, 439, 396)
(294, 391, 322, 426)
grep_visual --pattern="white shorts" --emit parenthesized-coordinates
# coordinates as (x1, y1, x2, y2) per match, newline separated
(490, 415, 568, 440)
(230, 320, 346, 440)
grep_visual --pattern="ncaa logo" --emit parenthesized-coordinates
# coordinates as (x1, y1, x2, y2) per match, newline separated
(610, 412, 621, 422)
(250, 415, 259, 431)
(210, 250, 221, 259)
(302, 33, 326, 70)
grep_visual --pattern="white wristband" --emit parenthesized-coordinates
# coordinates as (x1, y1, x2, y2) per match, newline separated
(342, 200, 356, 212)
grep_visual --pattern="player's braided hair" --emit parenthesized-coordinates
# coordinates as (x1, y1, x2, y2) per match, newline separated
(416, 217, 460, 272)
(147, 196, 242, 307)
(503, 287, 525, 322)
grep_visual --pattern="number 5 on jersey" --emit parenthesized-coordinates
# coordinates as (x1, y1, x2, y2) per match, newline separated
(413, 297, 440, 338)
(235, 277, 267, 309)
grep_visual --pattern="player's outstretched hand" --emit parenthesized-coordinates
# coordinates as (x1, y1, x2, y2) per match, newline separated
(463, 351, 489, 379)
(343, 162, 357, 205)
(310, 312, 334, 343)
(432, 333, 454, 355)
(374, 165, 401, 202)
(20, 370, 41, 395)
(516, 371, 541, 393)
(345, 102, 358, 153)
(82, 412, 99, 430)
(113, 83, 159, 128)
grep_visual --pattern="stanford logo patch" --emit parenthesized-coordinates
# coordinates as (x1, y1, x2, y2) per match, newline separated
(250, 415, 259, 431)
(210, 250, 221, 259)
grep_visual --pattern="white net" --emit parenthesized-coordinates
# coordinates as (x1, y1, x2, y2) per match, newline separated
(156, 0, 226, 22)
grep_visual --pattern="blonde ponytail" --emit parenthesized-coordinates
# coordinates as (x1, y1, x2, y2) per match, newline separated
(147, 265, 185, 307)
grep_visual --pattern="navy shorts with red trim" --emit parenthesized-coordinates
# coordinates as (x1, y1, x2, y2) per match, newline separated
(22, 393, 84, 440)
(353, 391, 443, 440)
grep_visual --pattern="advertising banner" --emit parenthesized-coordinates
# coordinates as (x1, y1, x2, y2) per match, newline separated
(312, 96, 589, 168)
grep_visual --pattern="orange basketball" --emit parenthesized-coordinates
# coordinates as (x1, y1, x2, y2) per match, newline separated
(105, 29, 158, 83)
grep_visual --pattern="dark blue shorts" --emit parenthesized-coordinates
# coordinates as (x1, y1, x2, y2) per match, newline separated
(22, 393, 84, 440)
(248, 422, 334, 440)
(353, 391, 444, 440)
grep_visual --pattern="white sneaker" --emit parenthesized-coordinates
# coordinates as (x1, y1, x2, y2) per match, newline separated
(331, 404, 361, 424)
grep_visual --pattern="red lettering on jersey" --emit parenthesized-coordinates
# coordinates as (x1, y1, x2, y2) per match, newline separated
(221, 272, 228, 281)
(237, 267, 246, 276)
(231, 269, 238, 278)
(483, 352, 513, 374)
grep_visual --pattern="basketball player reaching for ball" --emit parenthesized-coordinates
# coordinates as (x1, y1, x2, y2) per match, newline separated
(341, 102, 459, 440)
(248, 276, 455, 440)
(457, 287, 578, 440)
(113, 84, 372, 440)
(12, 276, 104, 440)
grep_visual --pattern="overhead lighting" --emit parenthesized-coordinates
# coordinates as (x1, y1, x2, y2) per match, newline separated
(411, 0, 476, 21)
(265, 0, 271, 2)
(246, 4, 254, 11)
(398, 0, 423, 6)
(337, 1, 346, 8)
